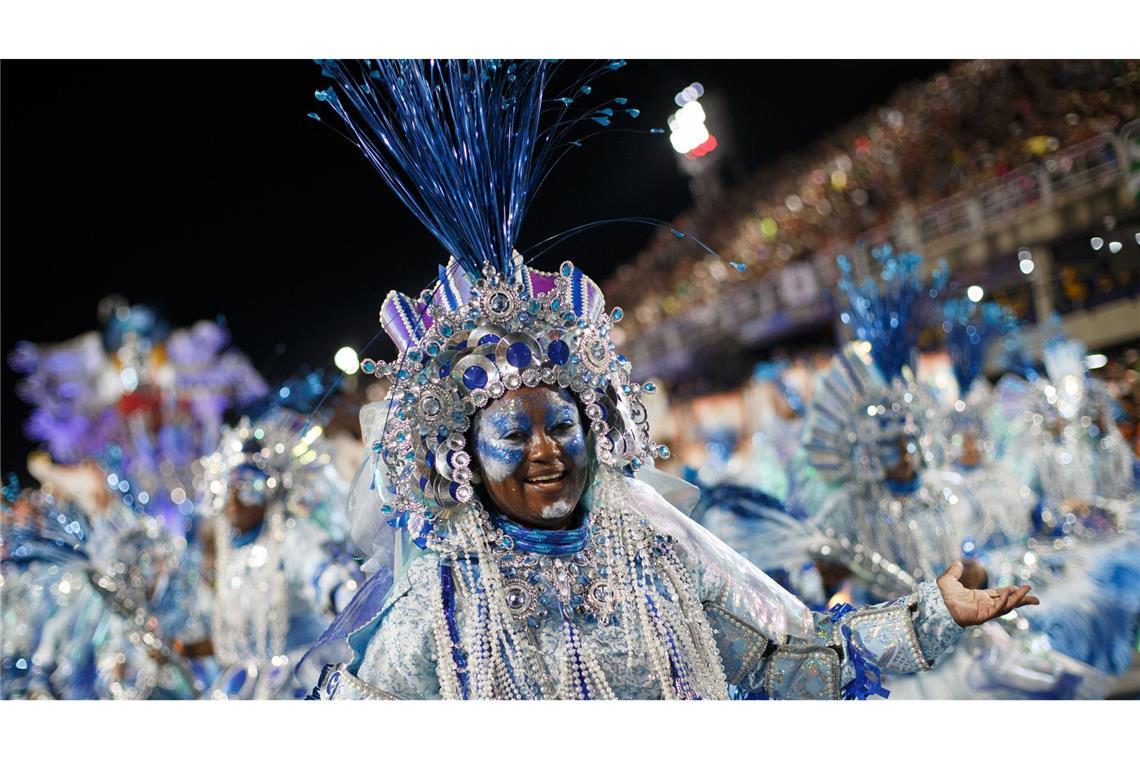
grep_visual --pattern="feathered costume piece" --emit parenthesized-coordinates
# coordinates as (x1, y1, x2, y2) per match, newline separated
(931, 300, 1030, 545)
(1, 480, 202, 699)
(9, 301, 267, 532)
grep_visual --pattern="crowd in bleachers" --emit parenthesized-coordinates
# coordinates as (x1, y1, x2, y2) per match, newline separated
(605, 60, 1140, 332)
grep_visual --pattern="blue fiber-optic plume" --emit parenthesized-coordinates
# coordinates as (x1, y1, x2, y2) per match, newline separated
(313, 59, 637, 282)
(999, 323, 1041, 381)
(836, 245, 948, 381)
(941, 299, 1017, 395)
(238, 369, 333, 421)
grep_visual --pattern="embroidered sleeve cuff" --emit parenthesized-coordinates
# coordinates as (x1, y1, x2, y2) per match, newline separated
(914, 580, 964, 664)
(842, 600, 927, 674)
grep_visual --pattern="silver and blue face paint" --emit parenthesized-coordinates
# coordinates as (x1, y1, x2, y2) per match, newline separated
(473, 386, 590, 529)
(475, 398, 531, 483)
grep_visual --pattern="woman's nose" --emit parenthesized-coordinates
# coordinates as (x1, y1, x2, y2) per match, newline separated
(528, 428, 559, 460)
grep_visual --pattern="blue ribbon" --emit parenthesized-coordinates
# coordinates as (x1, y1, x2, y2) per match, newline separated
(840, 623, 890, 700)
(828, 602, 856, 622)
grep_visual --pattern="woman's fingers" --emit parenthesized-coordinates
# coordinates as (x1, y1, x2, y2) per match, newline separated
(945, 560, 964, 581)
(989, 587, 1013, 616)
(1005, 585, 1031, 611)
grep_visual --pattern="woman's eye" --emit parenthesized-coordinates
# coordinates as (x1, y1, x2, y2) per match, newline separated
(503, 430, 527, 442)
(550, 421, 573, 433)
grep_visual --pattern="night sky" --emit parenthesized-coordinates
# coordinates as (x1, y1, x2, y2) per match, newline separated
(1, 59, 950, 475)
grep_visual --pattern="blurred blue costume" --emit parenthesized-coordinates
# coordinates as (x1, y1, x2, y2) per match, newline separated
(2, 480, 204, 699)
(8, 300, 267, 535)
(196, 375, 362, 699)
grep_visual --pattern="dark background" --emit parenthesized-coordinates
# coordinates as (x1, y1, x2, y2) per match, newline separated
(1, 59, 950, 477)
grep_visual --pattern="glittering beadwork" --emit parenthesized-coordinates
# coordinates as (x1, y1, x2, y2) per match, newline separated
(404, 467, 729, 700)
(843, 602, 928, 673)
(763, 646, 841, 700)
(361, 258, 667, 532)
(319, 664, 401, 700)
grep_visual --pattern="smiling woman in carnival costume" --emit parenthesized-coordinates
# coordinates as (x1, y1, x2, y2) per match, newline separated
(183, 373, 362, 699)
(301, 59, 1038, 701)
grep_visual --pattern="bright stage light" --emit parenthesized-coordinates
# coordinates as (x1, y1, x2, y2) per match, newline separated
(1086, 354, 1108, 370)
(1108, 241, 1122, 254)
(335, 346, 359, 374)
(1019, 259, 1035, 275)
(966, 285, 984, 303)
(668, 92, 717, 157)
(1090, 236, 1104, 251)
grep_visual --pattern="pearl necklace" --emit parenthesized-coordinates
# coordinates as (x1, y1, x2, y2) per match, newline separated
(423, 469, 728, 700)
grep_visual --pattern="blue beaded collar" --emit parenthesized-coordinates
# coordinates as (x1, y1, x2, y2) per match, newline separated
(231, 524, 263, 548)
(490, 508, 589, 556)
(885, 475, 922, 495)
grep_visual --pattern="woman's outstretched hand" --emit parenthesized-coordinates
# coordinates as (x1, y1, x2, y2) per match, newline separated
(937, 560, 1040, 627)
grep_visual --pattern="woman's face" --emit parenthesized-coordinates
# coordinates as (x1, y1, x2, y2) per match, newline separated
(883, 433, 921, 482)
(958, 430, 983, 468)
(225, 466, 268, 534)
(472, 386, 590, 530)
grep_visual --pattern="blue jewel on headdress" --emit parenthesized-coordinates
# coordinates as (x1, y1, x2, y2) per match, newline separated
(547, 340, 570, 365)
(478, 334, 501, 346)
(462, 365, 488, 390)
(506, 342, 533, 368)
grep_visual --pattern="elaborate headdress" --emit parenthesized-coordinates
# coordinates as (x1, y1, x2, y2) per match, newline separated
(199, 371, 347, 534)
(802, 247, 945, 484)
(942, 300, 1016, 401)
(934, 299, 1017, 457)
(9, 300, 267, 531)
(315, 61, 667, 539)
